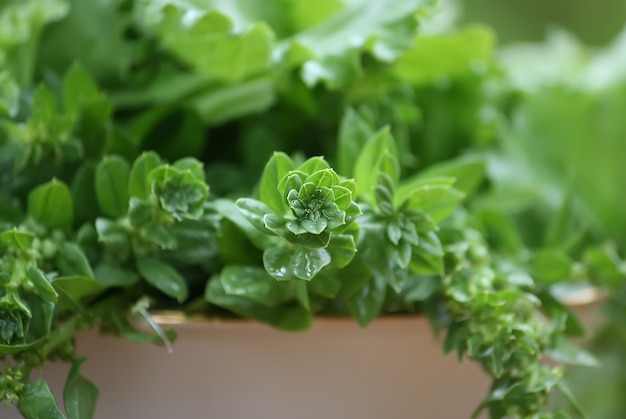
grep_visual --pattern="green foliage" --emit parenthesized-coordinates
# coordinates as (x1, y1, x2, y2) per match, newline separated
(1, 1, 624, 419)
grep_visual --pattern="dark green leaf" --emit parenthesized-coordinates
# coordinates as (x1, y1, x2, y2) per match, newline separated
(346, 273, 386, 327)
(52, 276, 104, 310)
(531, 250, 574, 284)
(56, 242, 94, 279)
(95, 155, 130, 218)
(28, 179, 74, 229)
(136, 257, 188, 302)
(94, 263, 140, 288)
(17, 379, 65, 419)
(64, 358, 99, 419)
(26, 267, 58, 303)
(206, 279, 312, 331)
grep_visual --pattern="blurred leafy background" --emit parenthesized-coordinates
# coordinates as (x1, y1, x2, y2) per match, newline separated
(459, 1, 626, 417)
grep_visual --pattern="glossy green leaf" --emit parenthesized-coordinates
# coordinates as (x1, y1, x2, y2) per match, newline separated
(263, 246, 331, 281)
(259, 152, 294, 213)
(17, 379, 65, 419)
(327, 233, 358, 268)
(346, 273, 386, 327)
(52, 276, 104, 310)
(95, 155, 130, 218)
(215, 199, 278, 249)
(28, 179, 74, 229)
(220, 265, 284, 306)
(235, 198, 276, 236)
(128, 151, 161, 199)
(136, 257, 188, 302)
(56, 242, 94, 279)
(64, 359, 99, 419)
(206, 279, 313, 331)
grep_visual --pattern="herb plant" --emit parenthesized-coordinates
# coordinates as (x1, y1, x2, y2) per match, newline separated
(1, 1, 624, 418)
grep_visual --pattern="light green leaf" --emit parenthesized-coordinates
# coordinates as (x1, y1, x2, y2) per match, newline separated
(285, 0, 436, 87)
(393, 25, 495, 86)
(17, 379, 65, 419)
(0, 229, 34, 251)
(337, 107, 375, 176)
(410, 155, 487, 198)
(95, 155, 130, 218)
(156, 6, 274, 82)
(259, 152, 294, 213)
(137, 257, 188, 302)
(28, 179, 74, 229)
(353, 126, 397, 202)
(0, 71, 19, 116)
(64, 359, 99, 419)
(546, 338, 600, 367)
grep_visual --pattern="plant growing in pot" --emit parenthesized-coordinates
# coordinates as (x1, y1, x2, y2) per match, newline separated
(1, 0, 623, 418)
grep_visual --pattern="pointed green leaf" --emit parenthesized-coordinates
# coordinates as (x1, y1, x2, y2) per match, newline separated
(259, 152, 294, 213)
(64, 359, 99, 419)
(137, 257, 188, 302)
(354, 127, 398, 202)
(28, 179, 74, 229)
(52, 276, 104, 310)
(95, 155, 130, 218)
(26, 267, 58, 303)
(56, 242, 94, 279)
(337, 107, 375, 176)
(128, 151, 161, 199)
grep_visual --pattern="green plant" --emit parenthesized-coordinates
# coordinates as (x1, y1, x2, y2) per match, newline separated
(1, 1, 624, 418)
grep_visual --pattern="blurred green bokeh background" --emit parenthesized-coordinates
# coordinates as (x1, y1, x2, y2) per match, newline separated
(461, 0, 626, 45)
